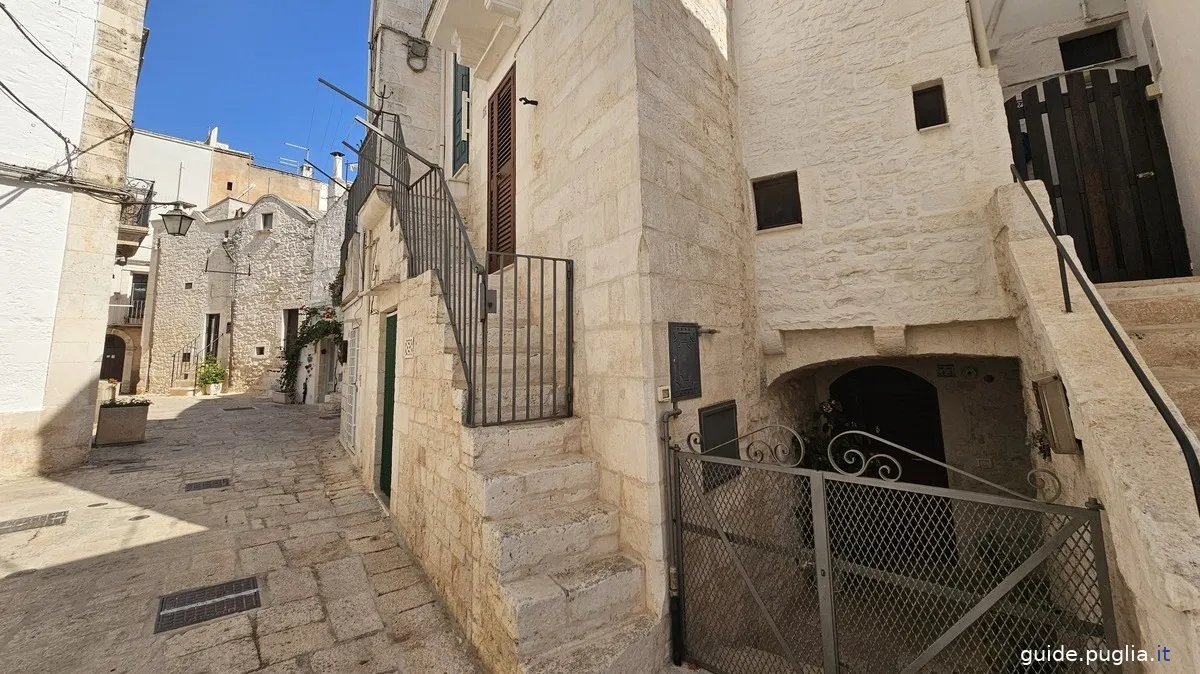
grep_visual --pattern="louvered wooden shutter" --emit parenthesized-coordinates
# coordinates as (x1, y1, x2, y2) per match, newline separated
(452, 57, 470, 173)
(487, 65, 516, 272)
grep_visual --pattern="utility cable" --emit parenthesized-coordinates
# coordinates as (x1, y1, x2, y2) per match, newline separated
(0, 78, 76, 176)
(0, 1, 135, 130)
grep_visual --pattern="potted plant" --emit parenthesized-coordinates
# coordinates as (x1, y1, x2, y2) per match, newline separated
(95, 397, 151, 446)
(196, 356, 226, 395)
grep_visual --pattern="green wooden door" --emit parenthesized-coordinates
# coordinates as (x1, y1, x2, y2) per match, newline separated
(380, 315, 397, 498)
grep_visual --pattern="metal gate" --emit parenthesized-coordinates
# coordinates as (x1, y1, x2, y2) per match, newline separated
(1005, 66, 1190, 283)
(667, 426, 1119, 673)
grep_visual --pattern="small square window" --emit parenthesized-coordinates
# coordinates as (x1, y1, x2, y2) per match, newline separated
(181, 352, 191, 363)
(261, 213, 273, 231)
(255, 346, 265, 356)
(752, 172, 802, 231)
(1060, 28, 1122, 71)
(914, 83, 948, 130)
(184, 282, 193, 289)
(226, 181, 234, 191)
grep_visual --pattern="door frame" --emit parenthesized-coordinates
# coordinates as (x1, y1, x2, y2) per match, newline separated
(376, 312, 398, 505)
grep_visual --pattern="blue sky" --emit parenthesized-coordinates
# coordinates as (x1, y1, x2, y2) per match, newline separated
(132, 0, 370, 179)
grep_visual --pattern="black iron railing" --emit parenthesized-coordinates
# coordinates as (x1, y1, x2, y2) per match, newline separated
(1011, 165, 1200, 515)
(350, 112, 573, 426)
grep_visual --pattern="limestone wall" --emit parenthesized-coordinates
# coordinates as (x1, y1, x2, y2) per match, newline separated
(736, 0, 1014, 334)
(990, 180, 1200, 666)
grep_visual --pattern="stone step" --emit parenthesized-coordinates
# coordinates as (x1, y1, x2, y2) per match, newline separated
(482, 500, 619, 581)
(464, 417, 582, 468)
(503, 554, 645, 658)
(168, 386, 195, 397)
(1125, 323, 1200, 369)
(1147, 367, 1200, 426)
(469, 453, 598, 518)
(1098, 277, 1200, 327)
(520, 613, 660, 674)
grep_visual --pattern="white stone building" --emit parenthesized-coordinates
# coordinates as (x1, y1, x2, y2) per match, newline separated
(338, 0, 1200, 671)
(0, 0, 149, 476)
(141, 186, 347, 399)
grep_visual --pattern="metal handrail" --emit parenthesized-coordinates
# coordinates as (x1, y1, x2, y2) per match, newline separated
(1010, 165, 1200, 515)
(347, 111, 574, 426)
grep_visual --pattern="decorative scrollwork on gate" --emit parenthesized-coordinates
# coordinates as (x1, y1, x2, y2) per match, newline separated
(684, 424, 806, 468)
(826, 431, 904, 481)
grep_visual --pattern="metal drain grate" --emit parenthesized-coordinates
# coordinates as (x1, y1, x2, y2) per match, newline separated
(0, 511, 68, 536)
(154, 577, 261, 633)
(184, 478, 231, 491)
(222, 406, 255, 411)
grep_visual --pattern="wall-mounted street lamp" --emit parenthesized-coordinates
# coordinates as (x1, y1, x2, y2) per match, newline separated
(161, 203, 195, 237)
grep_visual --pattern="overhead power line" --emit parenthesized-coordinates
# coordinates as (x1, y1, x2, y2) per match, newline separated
(0, 78, 76, 176)
(0, 1, 134, 130)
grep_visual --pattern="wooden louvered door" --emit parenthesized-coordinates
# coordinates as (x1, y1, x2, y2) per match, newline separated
(487, 65, 516, 273)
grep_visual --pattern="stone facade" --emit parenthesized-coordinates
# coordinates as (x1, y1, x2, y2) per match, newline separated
(143, 194, 345, 396)
(0, 0, 149, 476)
(337, 0, 1200, 670)
(209, 147, 328, 212)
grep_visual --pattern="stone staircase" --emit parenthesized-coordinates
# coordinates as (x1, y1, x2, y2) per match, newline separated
(1099, 276, 1200, 427)
(456, 416, 658, 673)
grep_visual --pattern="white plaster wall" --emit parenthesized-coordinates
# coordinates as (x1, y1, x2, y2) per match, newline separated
(0, 0, 100, 412)
(736, 0, 1014, 332)
(127, 131, 214, 208)
(980, 0, 1139, 96)
(1123, 0, 1200, 270)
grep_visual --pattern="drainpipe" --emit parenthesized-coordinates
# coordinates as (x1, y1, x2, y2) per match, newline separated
(1080, 0, 1090, 21)
(967, 0, 994, 67)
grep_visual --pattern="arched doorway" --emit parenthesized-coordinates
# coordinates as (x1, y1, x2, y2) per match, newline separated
(101, 334, 126, 381)
(829, 365, 949, 488)
(828, 365, 957, 571)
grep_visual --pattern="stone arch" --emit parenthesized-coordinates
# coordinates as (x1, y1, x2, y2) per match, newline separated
(106, 327, 139, 394)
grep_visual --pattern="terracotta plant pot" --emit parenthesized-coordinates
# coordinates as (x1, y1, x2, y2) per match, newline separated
(95, 404, 149, 446)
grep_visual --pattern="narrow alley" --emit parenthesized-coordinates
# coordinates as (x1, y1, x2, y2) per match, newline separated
(0, 396, 482, 674)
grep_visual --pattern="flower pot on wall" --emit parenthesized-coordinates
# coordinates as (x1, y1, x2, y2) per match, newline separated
(95, 403, 150, 446)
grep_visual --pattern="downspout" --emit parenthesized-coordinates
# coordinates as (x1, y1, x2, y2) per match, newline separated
(967, 0, 994, 67)
(1080, 0, 1090, 22)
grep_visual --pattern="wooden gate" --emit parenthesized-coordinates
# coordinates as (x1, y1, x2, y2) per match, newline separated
(1005, 65, 1191, 283)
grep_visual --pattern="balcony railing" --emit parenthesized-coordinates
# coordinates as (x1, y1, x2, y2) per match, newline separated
(108, 299, 145, 326)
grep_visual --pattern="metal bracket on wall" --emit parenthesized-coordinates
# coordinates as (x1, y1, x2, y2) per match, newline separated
(203, 260, 252, 276)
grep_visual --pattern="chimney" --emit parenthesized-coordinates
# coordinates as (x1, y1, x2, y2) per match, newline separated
(331, 151, 346, 198)
(300, 164, 314, 178)
(206, 126, 219, 146)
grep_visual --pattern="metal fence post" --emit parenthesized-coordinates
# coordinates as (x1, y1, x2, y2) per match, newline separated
(811, 473, 838, 673)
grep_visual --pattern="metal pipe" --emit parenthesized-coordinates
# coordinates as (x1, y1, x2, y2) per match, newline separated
(967, 0, 993, 67)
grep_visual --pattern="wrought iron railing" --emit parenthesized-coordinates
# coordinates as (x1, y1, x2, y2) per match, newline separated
(107, 299, 145, 326)
(351, 112, 574, 426)
(1011, 165, 1200, 516)
(169, 332, 221, 392)
(121, 177, 154, 230)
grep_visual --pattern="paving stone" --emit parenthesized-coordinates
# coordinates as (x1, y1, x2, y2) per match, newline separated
(254, 657, 311, 674)
(384, 601, 454, 645)
(316, 556, 371, 599)
(257, 597, 325, 636)
(284, 533, 353, 566)
(258, 621, 335, 664)
(167, 636, 260, 674)
(370, 565, 424, 596)
(309, 632, 404, 674)
(376, 582, 437, 620)
(164, 614, 254, 658)
(348, 533, 398, 554)
(327, 591, 386, 641)
(239, 542, 286, 574)
(266, 566, 320, 605)
(362, 548, 412, 575)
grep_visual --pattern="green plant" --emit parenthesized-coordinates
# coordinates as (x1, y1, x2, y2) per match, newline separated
(797, 399, 880, 472)
(1027, 427, 1053, 460)
(196, 356, 227, 386)
(278, 305, 342, 393)
(328, 267, 345, 306)
(101, 397, 151, 408)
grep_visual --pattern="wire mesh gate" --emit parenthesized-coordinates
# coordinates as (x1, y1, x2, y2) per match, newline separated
(667, 429, 1118, 673)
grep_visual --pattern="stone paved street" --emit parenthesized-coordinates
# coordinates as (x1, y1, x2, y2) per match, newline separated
(0, 395, 482, 674)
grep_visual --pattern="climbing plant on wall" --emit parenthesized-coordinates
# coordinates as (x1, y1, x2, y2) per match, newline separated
(278, 305, 342, 394)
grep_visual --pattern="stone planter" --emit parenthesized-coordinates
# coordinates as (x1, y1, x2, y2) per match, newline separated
(202, 382, 224, 395)
(95, 404, 150, 446)
(271, 390, 295, 404)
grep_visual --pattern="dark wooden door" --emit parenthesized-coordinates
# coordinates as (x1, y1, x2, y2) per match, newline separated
(1006, 66, 1191, 282)
(101, 334, 125, 381)
(379, 314, 397, 501)
(487, 65, 517, 273)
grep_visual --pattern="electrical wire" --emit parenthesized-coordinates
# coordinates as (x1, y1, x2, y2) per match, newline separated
(0, 78, 76, 176)
(0, 1, 134, 130)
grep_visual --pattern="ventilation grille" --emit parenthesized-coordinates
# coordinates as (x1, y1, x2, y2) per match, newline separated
(0, 511, 68, 536)
(154, 577, 261, 633)
(184, 478, 231, 492)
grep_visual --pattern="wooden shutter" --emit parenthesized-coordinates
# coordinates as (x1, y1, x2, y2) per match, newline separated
(487, 65, 516, 272)
(452, 57, 470, 173)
